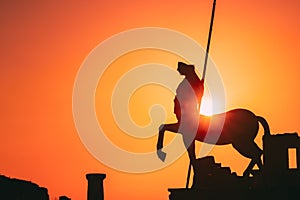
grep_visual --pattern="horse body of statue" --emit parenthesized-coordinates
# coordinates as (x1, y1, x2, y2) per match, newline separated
(157, 108, 270, 176)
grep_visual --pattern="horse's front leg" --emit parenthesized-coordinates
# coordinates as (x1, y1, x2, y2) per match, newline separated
(156, 124, 165, 150)
(156, 123, 179, 161)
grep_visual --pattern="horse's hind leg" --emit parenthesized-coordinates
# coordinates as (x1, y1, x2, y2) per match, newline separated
(243, 159, 256, 177)
(243, 155, 263, 177)
(232, 140, 263, 177)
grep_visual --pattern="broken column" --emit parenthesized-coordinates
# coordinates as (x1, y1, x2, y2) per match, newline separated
(86, 173, 106, 200)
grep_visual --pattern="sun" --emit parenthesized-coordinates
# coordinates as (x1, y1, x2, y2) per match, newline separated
(200, 95, 214, 116)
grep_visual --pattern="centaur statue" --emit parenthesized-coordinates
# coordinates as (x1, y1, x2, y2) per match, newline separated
(156, 62, 270, 177)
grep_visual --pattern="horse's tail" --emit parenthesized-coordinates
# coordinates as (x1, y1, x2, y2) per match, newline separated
(257, 116, 270, 136)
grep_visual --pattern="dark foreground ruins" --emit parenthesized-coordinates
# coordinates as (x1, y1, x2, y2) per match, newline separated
(169, 133, 300, 200)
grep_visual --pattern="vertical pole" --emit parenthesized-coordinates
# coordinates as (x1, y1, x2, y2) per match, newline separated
(202, 0, 217, 81)
(86, 173, 106, 200)
(185, 163, 192, 188)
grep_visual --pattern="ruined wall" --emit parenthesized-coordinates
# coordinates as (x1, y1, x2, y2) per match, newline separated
(0, 175, 49, 200)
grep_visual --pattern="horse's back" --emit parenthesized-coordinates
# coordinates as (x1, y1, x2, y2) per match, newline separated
(197, 109, 259, 145)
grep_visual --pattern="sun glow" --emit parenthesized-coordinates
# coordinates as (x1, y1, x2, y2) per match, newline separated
(200, 95, 214, 116)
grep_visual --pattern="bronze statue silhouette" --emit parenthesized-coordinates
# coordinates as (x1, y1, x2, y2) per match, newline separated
(156, 62, 270, 177)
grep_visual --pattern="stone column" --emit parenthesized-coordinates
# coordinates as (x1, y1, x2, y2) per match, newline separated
(86, 173, 106, 200)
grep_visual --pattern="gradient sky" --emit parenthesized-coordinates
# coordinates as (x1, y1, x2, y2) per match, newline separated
(1, 0, 300, 200)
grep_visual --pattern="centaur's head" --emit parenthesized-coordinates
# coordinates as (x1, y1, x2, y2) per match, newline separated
(177, 62, 196, 76)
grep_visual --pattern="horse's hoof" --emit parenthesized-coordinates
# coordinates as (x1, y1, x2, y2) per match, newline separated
(157, 150, 167, 162)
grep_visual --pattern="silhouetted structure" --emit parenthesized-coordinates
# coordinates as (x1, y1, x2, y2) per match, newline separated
(0, 175, 49, 200)
(264, 132, 300, 172)
(168, 133, 300, 200)
(191, 156, 234, 189)
(86, 173, 106, 200)
(59, 195, 71, 200)
(263, 133, 300, 188)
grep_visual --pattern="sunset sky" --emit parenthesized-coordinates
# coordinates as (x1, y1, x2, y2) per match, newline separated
(1, 0, 300, 199)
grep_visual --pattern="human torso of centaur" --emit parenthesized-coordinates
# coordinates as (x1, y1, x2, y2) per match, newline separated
(174, 73, 204, 118)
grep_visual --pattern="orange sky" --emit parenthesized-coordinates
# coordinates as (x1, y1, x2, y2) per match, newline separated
(1, 0, 300, 199)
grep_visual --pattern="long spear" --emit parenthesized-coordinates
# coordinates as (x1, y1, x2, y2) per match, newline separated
(186, 0, 217, 188)
(202, 0, 216, 81)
